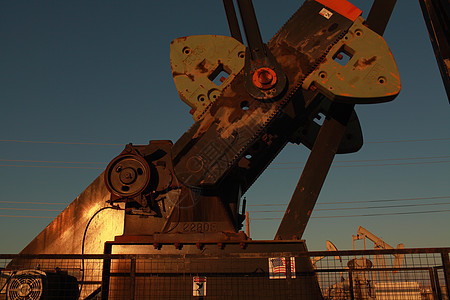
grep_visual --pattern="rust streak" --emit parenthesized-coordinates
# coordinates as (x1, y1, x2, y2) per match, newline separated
(192, 112, 215, 139)
(196, 59, 208, 73)
(362, 56, 377, 66)
(187, 73, 195, 82)
(354, 56, 377, 70)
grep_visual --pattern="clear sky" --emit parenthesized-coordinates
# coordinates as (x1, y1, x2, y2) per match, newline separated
(0, 0, 449, 254)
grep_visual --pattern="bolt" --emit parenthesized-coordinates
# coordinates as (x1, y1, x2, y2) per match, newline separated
(119, 167, 136, 184)
(258, 70, 273, 85)
(253, 67, 277, 89)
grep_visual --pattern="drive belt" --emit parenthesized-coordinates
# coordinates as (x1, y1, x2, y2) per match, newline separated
(172, 0, 355, 189)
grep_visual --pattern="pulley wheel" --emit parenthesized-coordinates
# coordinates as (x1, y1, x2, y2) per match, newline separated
(105, 154, 151, 197)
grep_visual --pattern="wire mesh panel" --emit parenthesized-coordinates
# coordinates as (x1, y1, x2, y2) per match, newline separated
(104, 256, 322, 299)
(0, 248, 448, 299)
(104, 256, 323, 299)
(101, 240, 324, 300)
(313, 249, 450, 300)
(0, 255, 103, 300)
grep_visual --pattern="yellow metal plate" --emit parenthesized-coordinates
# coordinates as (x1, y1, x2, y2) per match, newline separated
(303, 17, 401, 104)
(170, 35, 245, 120)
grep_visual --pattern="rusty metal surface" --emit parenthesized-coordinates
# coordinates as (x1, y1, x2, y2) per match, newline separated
(303, 17, 401, 104)
(172, 0, 354, 190)
(104, 239, 311, 256)
(101, 240, 322, 299)
(104, 141, 243, 236)
(16, 175, 124, 256)
(238, 0, 288, 101)
(276, 102, 354, 240)
(6, 175, 124, 299)
(276, 1, 400, 241)
(170, 35, 246, 120)
(2, 247, 450, 260)
(289, 95, 363, 154)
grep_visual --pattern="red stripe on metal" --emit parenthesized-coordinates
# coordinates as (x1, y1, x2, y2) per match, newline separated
(315, 0, 362, 21)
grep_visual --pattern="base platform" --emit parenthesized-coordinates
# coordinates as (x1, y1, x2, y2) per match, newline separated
(101, 239, 323, 299)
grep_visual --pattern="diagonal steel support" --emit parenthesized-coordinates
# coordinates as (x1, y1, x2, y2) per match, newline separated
(236, 0, 265, 60)
(366, 0, 397, 36)
(276, 102, 354, 240)
(419, 0, 450, 102)
(223, 0, 243, 43)
(275, 0, 398, 240)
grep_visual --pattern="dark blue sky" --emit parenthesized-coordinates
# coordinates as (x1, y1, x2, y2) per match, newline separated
(0, 0, 449, 253)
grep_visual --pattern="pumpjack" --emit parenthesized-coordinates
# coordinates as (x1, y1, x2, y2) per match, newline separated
(13, 0, 401, 298)
(104, 0, 400, 243)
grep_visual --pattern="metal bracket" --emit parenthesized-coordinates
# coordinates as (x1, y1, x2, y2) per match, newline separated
(303, 17, 400, 104)
(170, 35, 246, 120)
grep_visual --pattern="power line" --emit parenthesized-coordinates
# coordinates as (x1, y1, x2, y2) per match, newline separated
(0, 154, 447, 171)
(0, 139, 123, 146)
(271, 155, 450, 165)
(0, 207, 62, 212)
(314, 209, 450, 218)
(269, 160, 450, 170)
(0, 215, 53, 219)
(248, 201, 450, 213)
(0, 159, 106, 165)
(3, 206, 450, 220)
(2, 160, 448, 170)
(2, 196, 449, 209)
(1, 156, 447, 167)
(320, 196, 450, 205)
(247, 196, 450, 207)
(6, 157, 446, 166)
(4, 209, 449, 220)
(0, 164, 103, 170)
(249, 209, 450, 220)
(1, 137, 448, 147)
(365, 138, 450, 144)
(0, 201, 67, 205)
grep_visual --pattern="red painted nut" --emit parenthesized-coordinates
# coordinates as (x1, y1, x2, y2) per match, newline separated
(253, 67, 277, 90)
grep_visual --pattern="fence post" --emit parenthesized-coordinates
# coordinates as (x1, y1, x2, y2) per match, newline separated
(348, 270, 355, 300)
(246, 211, 250, 237)
(130, 257, 136, 300)
(442, 252, 450, 300)
(101, 242, 113, 300)
(428, 267, 442, 299)
(429, 268, 440, 300)
(433, 267, 443, 299)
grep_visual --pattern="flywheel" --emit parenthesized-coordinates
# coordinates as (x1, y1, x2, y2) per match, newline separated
(105, 153, 151, 197)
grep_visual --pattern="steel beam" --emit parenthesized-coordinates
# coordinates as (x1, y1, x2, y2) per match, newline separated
(276, 103, 354, 240)
(419, 0, 450, 101)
